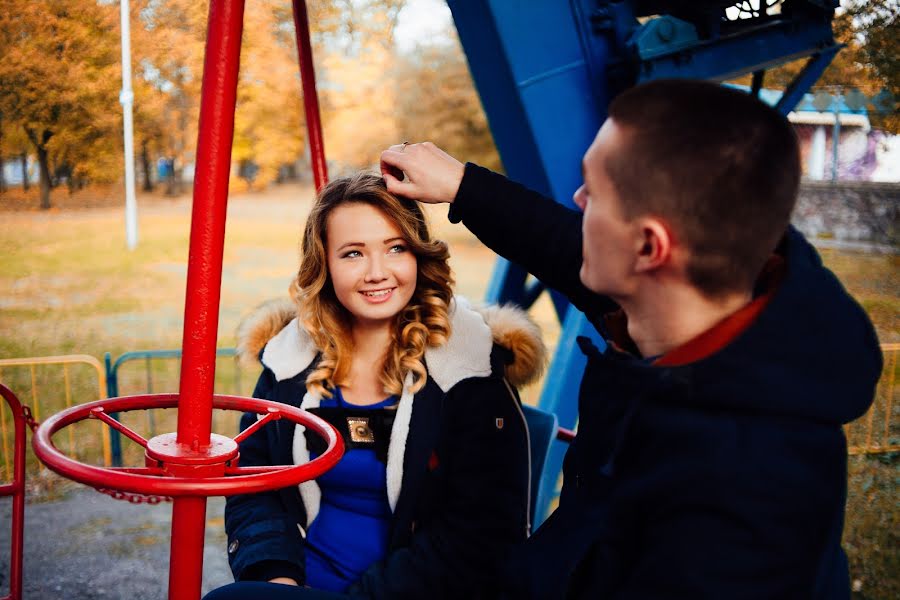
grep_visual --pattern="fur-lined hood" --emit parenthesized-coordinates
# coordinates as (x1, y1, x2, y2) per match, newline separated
(236, 296, 546, 390)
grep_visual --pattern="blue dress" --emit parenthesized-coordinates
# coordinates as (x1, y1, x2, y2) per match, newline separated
(305, 388, 397, 592)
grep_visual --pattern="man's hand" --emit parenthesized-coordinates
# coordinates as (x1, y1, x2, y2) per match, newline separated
(379, 142, 465, 204)
(268, 577, 299, 586)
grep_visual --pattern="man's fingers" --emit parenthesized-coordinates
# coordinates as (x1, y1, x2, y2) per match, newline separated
(383, 171, 417, 198)
(380, 148, 407, 167)
(380, 149, 407, 177)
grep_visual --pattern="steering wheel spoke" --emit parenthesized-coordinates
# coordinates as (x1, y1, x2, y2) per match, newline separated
(89, 407, 150, 449)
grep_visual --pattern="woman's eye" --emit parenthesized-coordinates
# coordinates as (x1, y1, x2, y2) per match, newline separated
(388, 244, 407, 254)
(341, 250, 362, 259)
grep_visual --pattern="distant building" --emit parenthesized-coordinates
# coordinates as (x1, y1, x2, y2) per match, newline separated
(748, 87, 898, 183)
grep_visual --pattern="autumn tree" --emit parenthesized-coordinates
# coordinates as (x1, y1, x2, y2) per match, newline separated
(306, 0, 406, 170)
(130, 0, 210, 195)
(0, 0, 122, 208)
(843, 0, 898, 131)
(229, 0, 307, 190)
(394, 34, 500, 172)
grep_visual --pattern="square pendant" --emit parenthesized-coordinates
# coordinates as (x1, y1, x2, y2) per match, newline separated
(347, 417, 375, 443)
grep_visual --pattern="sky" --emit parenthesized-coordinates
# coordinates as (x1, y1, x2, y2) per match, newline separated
(394, 0, 454, 52)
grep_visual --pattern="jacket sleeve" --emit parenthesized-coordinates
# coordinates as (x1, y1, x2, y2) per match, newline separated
(224, 368, 306, 584)
(352, 376, 530, 599)
(450, 163, 618, 318)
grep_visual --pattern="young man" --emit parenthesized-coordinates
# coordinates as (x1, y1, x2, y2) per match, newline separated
(380, 80, 882, 598)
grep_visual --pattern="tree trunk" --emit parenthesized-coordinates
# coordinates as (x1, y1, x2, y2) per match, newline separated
(25, 127, 53, 209)
(20, 153, 29, 191)
(140, 140, 153, 192)
(36, 144, 51, 209)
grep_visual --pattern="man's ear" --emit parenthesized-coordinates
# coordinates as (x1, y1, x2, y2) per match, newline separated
(634, 218, 671, 273)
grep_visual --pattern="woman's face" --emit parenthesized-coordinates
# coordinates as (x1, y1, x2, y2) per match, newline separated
(326, 203, 418, 329)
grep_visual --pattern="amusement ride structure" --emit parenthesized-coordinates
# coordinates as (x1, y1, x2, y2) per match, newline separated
(2, 1, 849, 599)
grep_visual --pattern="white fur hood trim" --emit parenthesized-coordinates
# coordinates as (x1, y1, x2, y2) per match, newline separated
(261, 297, 494, 392)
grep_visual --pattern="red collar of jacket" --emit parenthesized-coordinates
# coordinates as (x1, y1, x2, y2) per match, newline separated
(602, 254, 786, 367)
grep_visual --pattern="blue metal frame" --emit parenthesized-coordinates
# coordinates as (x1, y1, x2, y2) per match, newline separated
(447, 0, 840, 526)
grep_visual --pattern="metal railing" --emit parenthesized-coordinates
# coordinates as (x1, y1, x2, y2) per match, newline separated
(847, 343, 899, 455)
(0, 355, 111, 477)
(0, 384, 27, 600)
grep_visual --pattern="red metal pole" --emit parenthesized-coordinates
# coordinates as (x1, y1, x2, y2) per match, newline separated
(172, 0, 245, 598)
(168, 497, 207, 600)
(0, 384, 26, 600)
(291, 0, 329, 191)
(176, 0, 245, 451)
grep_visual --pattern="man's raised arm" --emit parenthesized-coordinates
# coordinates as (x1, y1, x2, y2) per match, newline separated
(380, 142, 614, 317)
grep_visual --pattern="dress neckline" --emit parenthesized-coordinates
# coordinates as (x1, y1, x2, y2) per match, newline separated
(333, 386, 398, 409)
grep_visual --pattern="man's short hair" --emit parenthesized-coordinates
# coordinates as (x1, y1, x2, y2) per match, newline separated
(606, 79, 800, 297)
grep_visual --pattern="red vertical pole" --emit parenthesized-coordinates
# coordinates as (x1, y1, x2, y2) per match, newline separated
(171, 0, 245, 598)
(169, 496, 208, 600)
(291, 0, 329, 191)
(176, 0, 245, 450)
(0, 385, 26, 600)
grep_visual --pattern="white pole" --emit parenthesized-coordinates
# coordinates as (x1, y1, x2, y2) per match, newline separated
(809, 125, 826, 181)
(120, 0, 138, 250)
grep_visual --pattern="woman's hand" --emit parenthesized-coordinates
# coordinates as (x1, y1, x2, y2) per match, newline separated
(379, 142, 465, 204)
(268, 577, 299, 586)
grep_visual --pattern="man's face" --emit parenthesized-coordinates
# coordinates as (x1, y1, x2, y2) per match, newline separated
(572, 120, 638, 298)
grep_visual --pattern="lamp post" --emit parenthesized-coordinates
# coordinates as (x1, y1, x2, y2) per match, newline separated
(120, 0, 139, 250)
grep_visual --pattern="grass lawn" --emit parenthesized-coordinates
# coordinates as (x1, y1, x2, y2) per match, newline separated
(0, 183, 897, 597)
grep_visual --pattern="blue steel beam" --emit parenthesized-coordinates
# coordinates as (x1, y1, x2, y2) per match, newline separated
(776, 47, 840, 115)
(631, 16, 839, 82)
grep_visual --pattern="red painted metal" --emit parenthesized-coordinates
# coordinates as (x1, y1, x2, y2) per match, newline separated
(557, 427, 576, 443)
(177, 0, 246, 452)
(169, 496, 207, 600)
(91, 406, 150, 448)
(292, 0, 329, 191)
(232, 407, 281, 444)
(146, 432, 238, 468)
(167, 0, 250, 594)
(0, 384, 26, 600)
(32, 394, 343, 497)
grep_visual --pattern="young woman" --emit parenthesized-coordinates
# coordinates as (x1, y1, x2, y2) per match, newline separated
(207, 173, 544, 599)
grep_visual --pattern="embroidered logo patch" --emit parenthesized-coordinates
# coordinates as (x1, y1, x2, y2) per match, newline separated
(495, 418, 504, 430)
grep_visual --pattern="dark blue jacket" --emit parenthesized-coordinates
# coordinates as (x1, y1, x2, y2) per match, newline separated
(224, 298, 544, 598)
(449, 164, 882, 599)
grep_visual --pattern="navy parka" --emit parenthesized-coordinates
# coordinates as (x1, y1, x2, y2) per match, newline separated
(449, 164, 882, 599)
(224, 299, 544, 598)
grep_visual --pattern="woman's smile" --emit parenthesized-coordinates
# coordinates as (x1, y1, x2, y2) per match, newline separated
(359, 287, 397, 303)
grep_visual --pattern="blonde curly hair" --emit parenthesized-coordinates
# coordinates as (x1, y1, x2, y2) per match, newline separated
(289, 172, 454, 398)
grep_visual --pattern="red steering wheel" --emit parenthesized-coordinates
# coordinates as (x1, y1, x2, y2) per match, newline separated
(31, 393, 344, 497)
